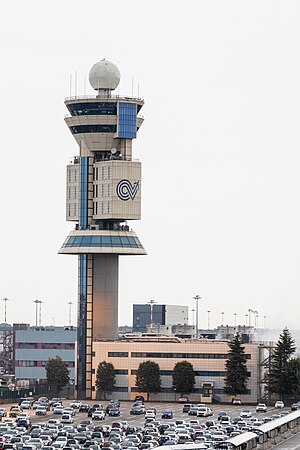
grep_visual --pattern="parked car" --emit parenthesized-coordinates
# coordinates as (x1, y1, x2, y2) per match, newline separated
(61, 414, 74, 424)
(35, 407, 47, 416)
(178, 396, 189, 403)
(108, 408, 120, 417)
(161, 409, 173, 419)
(92, 410, 105, 420)
(130, 406, 144, 415)
(232, 398, 242, 405)
(240, 410, 252, 419)
(256, 403, 267, 412)
(291, 402, 300, 411)
(0, 408, 7, 417)
(182, 404, 193, 413)
(79, 404, 90, 413)
(20, 402, 32, 410)
(9, 406, 22, 418)
(275, 401, 284, 408)
(197, 407, 213, 417)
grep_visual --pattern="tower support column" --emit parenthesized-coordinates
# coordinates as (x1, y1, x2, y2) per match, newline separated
(93, 254, 119, 340)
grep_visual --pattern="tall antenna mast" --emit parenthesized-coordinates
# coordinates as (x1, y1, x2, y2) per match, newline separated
(75, 71, 78, 97)
(69, 74, 72, 98)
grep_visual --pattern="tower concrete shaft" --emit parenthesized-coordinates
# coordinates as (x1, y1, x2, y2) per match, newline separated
(59, 60, 146, 398)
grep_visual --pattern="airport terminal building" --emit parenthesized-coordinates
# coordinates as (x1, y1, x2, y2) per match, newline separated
(92, 337, 260, 403)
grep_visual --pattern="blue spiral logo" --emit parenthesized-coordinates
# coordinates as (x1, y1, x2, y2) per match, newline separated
(116, 179, 140, 201)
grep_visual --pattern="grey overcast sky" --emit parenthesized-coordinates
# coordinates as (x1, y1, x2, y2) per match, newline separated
(1, 0, 300, 330)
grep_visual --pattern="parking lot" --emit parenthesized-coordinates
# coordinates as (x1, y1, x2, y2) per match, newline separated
(0, 398, 295, 450)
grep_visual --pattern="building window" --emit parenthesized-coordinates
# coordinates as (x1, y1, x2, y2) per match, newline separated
(102, 167, 104, 180)
(118, 102, 137, 138)
(107, 201, 110, 214)
(67, 102, 117, 116)
(108, 167, 111, 180)
(108, 184, 110, 197)
(108, 352, 128, 357)
(70, 125, 117, 134)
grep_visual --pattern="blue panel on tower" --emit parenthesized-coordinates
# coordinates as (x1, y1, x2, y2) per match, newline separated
(118, 102, 137, 138)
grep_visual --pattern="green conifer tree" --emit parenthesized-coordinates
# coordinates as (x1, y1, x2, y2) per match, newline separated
(268, 327, 296, 401)
(224, 333, 249, 397)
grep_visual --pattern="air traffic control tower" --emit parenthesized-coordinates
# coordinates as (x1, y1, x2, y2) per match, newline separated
(59, 60, 146, 398)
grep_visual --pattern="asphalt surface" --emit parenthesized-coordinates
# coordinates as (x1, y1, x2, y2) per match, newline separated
(1, 400, 291, 428)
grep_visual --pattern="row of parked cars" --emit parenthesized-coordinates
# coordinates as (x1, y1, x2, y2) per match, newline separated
(0, 395, 297, 450)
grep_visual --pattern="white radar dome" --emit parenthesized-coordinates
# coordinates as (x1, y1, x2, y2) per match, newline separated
(89, 59, 121, 91)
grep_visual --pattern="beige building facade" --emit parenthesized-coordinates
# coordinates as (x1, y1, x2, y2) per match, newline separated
(92, 338, 260, 403)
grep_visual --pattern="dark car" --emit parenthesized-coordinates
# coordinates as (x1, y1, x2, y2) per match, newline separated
(182, 404, 193, 413)
(188, 407, 198, 416)
(108, 408, 120, 417)
(134, 396, 145, 403)
(161, 409, 173, 419)
(130, 406, 144, 415)
(291, 402, 300, 411)
(88, 405, 103, 417)
(79, 404, 90, 413)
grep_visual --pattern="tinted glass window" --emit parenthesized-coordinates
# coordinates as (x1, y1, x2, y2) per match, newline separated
(67, 102, 117, 116)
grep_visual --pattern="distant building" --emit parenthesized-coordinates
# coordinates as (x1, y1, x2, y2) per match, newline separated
(0, 323, 13, 375)
(14, 325, 76, 384)
(133, 304, 188, 332)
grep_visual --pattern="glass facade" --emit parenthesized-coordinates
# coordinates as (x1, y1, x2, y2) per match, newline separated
(70, 125, 116, 134)
(79, 157, 89, 229)
(118, 103, 137, 138)
(67, 102, 117, 116)
(62, 235, 143, 249)
(130, 352, 251, 359)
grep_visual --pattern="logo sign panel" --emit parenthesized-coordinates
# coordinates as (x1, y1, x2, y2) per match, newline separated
(116, 179, 139, 201)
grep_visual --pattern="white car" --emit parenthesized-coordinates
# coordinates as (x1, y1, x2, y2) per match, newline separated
(63, 407, 75, 416)
(275, 401, 284, 408)
(240, 410, 252, 419)
(20, 402, 31, 410)
(53, 406, 64, 415)
(61, 414, 74, 424)
(197, 407, 213, 417)
(92, 410, 105, 420)
(256, 403, 267, 413)
(35, 406, 47, 416)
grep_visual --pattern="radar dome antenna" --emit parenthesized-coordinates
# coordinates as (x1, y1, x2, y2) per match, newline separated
(89, 60, 121, 99)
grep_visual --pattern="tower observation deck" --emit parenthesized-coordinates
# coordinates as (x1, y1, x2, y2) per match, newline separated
(58, 60, 146, 399)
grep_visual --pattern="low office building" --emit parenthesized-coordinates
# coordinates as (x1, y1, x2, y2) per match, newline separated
(14, 325, 76, 384)
(92, 337, 260, 403)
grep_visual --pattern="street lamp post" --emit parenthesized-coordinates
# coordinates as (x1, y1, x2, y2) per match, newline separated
(221, 312, 224, 326)
(148, 300, 156, 333)
(68, 302, 73, 327)
(34, 299, 40, 327)
(234, 312, 237, 327)
(207, 310, 211, 330)
(3, 298, 9, 324)
(193, 295, 201, 339)
(39, 301, 43, 326)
